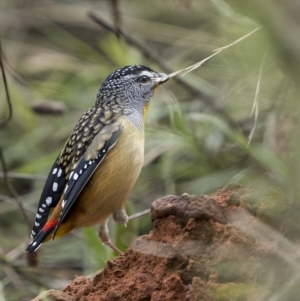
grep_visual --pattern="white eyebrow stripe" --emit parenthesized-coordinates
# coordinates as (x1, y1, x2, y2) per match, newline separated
(138, 70, 156, 77)
(123, 70, 156, 79)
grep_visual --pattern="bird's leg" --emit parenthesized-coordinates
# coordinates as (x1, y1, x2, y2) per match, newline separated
(113, 208, 151, 223)
(108, 209, 150, 254)
(113, 209, 128, 225)
(128, 209, 150, 221)
(98, 220, 123, 255)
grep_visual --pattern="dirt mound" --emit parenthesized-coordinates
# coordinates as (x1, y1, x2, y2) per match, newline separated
(32, 185, 299, 301)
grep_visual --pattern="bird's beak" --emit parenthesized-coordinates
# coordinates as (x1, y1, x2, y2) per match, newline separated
(153, 73, 169, 85)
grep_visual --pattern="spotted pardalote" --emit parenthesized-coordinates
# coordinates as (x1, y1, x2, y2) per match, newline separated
(26, 65, 169, 254)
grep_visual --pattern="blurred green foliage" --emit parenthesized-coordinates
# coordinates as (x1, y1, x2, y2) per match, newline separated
(1, 0, 300, 300)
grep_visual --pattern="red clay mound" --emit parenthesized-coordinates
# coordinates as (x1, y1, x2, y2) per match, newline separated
(33, 185, 299, 301)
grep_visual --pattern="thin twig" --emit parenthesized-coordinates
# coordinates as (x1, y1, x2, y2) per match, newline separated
(89, 12, 172, 72)
(128, 209, 151, 221)
(0, 248, 25, 290)
(110, 0, 121, 38)
(6, 242, 28, 262)
(0, 41, 12, 129)
(0, 48, 28, 86)
(0, 193, 36, 214)
(0, 150, 32, 232)
(0, 172, 47, 181)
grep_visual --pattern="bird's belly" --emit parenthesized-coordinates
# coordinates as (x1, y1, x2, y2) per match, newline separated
(68, 124, 144, 228)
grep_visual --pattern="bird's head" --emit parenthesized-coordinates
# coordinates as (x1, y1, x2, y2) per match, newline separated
(96, 65, 169, 124)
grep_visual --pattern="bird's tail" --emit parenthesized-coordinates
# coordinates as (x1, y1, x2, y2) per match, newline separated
(26, 220, 57, 252)
(26, 220, 74, 252)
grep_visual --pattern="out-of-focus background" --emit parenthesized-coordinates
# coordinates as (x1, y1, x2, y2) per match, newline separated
(1, 0, 300, 300)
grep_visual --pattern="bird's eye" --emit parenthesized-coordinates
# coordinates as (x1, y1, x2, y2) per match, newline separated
(138, 76, 149, 84)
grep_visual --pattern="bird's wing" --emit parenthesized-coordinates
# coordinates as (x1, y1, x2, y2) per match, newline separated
(30, 158, 67, 239)
(26, 123, 122, 252)
(52, 125, 122, 239)
(29, 105, 122, 241)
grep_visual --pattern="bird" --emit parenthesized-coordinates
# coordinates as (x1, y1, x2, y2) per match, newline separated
(26, 65, 169, 254)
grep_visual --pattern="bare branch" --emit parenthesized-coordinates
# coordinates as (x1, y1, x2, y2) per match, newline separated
(0, 43, 32, 234)
(110, 0, 122, 38)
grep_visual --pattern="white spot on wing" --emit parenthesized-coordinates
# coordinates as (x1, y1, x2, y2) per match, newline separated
(39, 208, 44, 213)
(46, 197, 52, 206)
(33, 242, 37, 246)
(64, 185, 68, 193)
(34, 222, 40, 227)
(52, 168, 57, 175)
(89, 161, 92, 165)
(84, 164, 87, 169)
(57, 169, 62, 177)
(34, 243, 42, 251)
(36, 214, 42, 219)
(69, 171, 74, 179)
(42, 204, 46, 208)
(62, 200, 66, 208)
(103, 149, 106, 153)
(52, 182, 58, 192)
(79, 170, 82, 174)
(32, 230, 36, 236)
(73, 173, 79, 180)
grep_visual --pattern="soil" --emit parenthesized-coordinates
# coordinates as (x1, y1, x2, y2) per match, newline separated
(32, 184, 300, 301)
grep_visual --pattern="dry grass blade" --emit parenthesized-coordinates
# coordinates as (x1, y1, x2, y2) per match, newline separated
(213, 27, 261, 52)
(167, 50, 222, 78)
(167, 27, 261, 79)
(248, 48, 268, 146)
